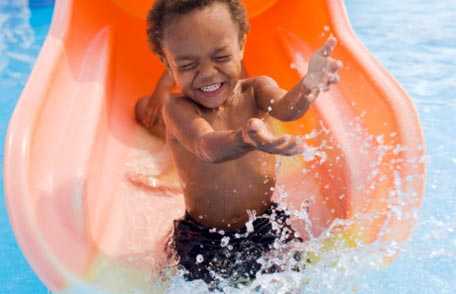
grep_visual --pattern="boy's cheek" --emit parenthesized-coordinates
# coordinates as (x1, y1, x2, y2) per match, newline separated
(226, 64, 243, 80)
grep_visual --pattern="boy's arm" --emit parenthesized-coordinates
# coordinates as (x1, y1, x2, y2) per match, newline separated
(135, 71, 174, 139)
(135, 95, 166, 139)
(162, 96, 255, 163)
(163, 97, 308, 161)
(254, 37, 342, 121)
(252, 76, 316, 121)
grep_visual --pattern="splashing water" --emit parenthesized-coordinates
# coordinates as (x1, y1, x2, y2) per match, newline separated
(5, 0, 450, 292)
(153, 116, 423, 293)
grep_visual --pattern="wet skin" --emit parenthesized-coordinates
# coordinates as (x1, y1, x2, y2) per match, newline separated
(135, 2, 342, 229)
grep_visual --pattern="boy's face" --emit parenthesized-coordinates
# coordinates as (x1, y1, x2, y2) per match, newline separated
(161, 2, 245, 109)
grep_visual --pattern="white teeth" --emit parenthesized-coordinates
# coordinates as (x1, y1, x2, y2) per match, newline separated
(200, 83, 222, 93)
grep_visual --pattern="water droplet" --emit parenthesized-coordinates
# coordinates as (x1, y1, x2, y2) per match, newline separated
(196, 254, 204, 264)
(221, 236, 230, 247)
(245, 220, 254, 233)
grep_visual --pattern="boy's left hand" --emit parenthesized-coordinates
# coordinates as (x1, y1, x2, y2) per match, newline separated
(303, 36, 343, 94)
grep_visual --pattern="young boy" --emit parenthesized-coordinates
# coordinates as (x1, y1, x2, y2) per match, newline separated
(135, 0, 342, 289)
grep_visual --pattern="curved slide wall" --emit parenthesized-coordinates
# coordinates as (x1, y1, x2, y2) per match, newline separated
(4, 0, 425, 291)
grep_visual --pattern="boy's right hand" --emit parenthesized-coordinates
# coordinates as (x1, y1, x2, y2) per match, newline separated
(139, 95, 161, 129)
(241, 118, 306, 156)
(141, 71, 175, 128)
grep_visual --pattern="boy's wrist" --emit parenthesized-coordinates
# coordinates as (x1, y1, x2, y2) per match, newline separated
(302, 76, 320, 103)
(236, 128, 256, 150)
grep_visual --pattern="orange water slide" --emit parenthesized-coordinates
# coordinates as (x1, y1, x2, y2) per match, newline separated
(4, 0, 425, 292)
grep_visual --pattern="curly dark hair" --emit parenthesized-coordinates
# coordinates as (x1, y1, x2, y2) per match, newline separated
(147, 0, 250, 58)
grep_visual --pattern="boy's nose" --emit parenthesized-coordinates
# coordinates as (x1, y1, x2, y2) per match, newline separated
(198, 62, 218, 82)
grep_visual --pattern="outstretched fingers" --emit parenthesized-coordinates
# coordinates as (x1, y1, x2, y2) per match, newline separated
(325, 57, 342, 89)
(328, 73, 340, 85)
(318, 36, 337, 57)
(243, 118, 306, 156)
(244, 119, 277, 147)
(268, 135, 306, 156)
(328, 58, 343, 73)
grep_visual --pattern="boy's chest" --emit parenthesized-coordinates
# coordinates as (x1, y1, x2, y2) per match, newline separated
(199, 91, 266, 131)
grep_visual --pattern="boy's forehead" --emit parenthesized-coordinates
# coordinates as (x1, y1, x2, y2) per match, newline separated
(162, 2, 240, 52)
(165, 32, 235, 57)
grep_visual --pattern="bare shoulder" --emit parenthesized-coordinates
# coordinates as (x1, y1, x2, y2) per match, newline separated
(162, 95, 199, 120)
(241, 76, 286, 112)
(162, 96, 198, 137)
(162, 95, 213, 144)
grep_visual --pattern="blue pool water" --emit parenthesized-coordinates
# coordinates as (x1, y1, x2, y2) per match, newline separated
(0, 2, 53, 293)
(346, 1, 456, 293)
(0, 0, 455, 293)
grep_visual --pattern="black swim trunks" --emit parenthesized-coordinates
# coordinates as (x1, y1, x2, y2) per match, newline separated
(168, 202, 303, 290)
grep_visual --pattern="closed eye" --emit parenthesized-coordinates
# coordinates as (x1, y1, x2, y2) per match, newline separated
(214, 55, 231, 62)
(178, 63, 197, 71)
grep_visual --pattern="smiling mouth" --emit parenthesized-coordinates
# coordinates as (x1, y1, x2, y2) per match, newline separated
(199, 82, 223, 93)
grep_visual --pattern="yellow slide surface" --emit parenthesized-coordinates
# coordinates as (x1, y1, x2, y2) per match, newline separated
(4, 0, 425, 292)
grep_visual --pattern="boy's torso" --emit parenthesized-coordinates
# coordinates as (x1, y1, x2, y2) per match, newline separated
(167, 81, 277, 230)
